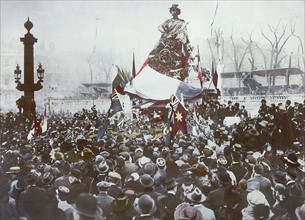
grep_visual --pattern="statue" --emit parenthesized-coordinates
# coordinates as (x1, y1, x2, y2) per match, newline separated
(147, 4, 194, 81)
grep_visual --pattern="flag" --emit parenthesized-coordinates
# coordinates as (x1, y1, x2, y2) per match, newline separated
(96, 91, 124, 141)
(96, 120, 109, 142)
(108, 91, 123, 118)
(124, 64, 204, 101)
(112, 68, 126, 95)
(198, 70, 203, 88)
(132, 52, 136, 78)
(41, 107, 48, 133)
(197, 45, 203, 88)
(165, 95, 188, 145)
(211, 60, 218, 88)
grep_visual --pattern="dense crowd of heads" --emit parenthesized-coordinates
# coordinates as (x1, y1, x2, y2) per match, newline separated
(1, 98, 305, 220)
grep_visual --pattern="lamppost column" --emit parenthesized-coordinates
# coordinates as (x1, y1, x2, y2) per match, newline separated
(20, 17, 37, 100)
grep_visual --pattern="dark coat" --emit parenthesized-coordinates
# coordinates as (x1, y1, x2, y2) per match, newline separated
(157, 193, 181, 220)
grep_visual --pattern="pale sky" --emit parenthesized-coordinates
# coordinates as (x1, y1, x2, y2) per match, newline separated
(1, 0, 304, 75)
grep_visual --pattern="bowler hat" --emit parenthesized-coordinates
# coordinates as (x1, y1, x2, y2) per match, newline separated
(218, 171, 232, 185)
(248, 129, 259, 136)
(74, 193, 103, 218)
(41, 172, 54, 185)
(272, 171, 287, 185)
(284, 151, 300, 167)
(134, 194, 157, 215)
(140, 174, 154, 188)
(143, 162, 156, 176)
(165, 177, 178, 190)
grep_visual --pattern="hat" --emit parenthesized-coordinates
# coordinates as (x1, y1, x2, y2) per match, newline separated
(134, 194, 157, 215)
(252, 152, 262, 160)
(186, 187, 206, 203)
(258, 120, 268, 127)
(165, 177, 178, 190)
(202, 148, 213, 157)
(295, 203, 305, 220)
(272, 170, 287, 185)
(114, 193, 129, 207)
(284, 152, 300, 167)
(218, 171, 232, 186)
(74, 193, 103, 218)
(25, 170, 40, 185)
(6, 166, 20, 174)
(190, 163, 208, 177)
(143, 162, 156, 176)
(59, 161, 71, 175)
(156, 158, 166, 167)
(174, 203, 202, 220)
(248, 129, 259, 136)
(247, 190, 268, 207)
(108, 171, 121, 180)
(41, 172, 54, 185)
(95, 155, 105, 164)
(279, 104, 286, 111)
(138, 156, 151, 168)
(140, 174, 154, 188)
(254, 164, 264, 174)
(233, 143, 242, 149)
(97, 161, 109, 173)
(135, 148, 143, 153)
(58, 185, 70, 199)
(119, 152, 130, 159)
(217, 155, 227, 166)
(232, 151, 242, 162)
(96, 181, 113, 191)
(115, 157, 125, 168)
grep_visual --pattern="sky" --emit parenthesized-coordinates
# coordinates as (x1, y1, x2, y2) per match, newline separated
(1, 0, 304, 78)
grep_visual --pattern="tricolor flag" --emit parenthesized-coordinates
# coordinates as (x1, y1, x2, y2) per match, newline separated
(124, 63, 204, 101)
(211, 60, 218, 88)
(197, 46, 203, 88)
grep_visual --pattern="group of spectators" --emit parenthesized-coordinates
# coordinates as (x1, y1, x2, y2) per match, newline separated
(1, 98, 305, 220)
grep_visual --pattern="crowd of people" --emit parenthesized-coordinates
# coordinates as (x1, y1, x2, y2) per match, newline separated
(1, 98, 305, 220)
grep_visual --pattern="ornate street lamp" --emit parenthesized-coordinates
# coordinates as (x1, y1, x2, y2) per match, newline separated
(14, 64, 22, 83)
(14, 18, 45, 118)
(37, 63, 44, 82)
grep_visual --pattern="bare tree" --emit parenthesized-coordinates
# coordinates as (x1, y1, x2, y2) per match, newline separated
(207, 28, 224, 65)
(242, 31, 255, 71)
(293, 32, 305, 71)
(229, 32, 249, 72)
(261, 19, 296, 69)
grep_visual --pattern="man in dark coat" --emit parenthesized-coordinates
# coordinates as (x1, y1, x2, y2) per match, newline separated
(18, 171, 52, 219)
(228, 151, 247, 183)
(157, 178, 181, 220)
